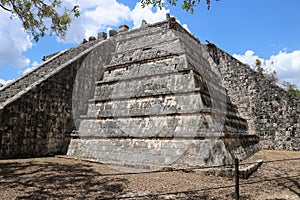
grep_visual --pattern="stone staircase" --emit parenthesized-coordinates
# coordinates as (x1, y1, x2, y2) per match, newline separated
(0, 40, 98, 107)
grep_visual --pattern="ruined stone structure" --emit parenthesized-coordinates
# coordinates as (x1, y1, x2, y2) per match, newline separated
(206, 44, 300, 150)
(0, 16, 298, 162)
(67, 18, 259, 166)
(0, 39, 114, 158)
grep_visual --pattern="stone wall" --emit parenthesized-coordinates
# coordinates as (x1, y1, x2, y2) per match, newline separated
(205, 44, 300, 150)
(0, 63, 78, 158)
(0, 40, 115, 158)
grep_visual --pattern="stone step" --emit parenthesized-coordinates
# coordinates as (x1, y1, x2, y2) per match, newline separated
(67, 138, 235, 166)
(77, 113, 248, 139)
(0, 41, 98, 105)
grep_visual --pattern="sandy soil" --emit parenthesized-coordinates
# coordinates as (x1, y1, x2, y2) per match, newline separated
(0, 150, 299, 199)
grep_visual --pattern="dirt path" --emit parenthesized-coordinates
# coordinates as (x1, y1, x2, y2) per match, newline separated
(0, 150, 299, 199)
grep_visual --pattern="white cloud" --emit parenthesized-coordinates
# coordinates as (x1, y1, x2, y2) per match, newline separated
(61, 0, 131, 43)
(0, 11, 32, 67)
(22, 61, 40, 75)
(233, 50, 300, 88)
(130, 2, 169, 28)
(32, 61, 40, 68)
(0, 0, 188, 83)
(0, 78, 6, 85)
(0, 11, 32, 86)
(0, 78, 12, 86)
(233, 50, 264, 68)
(61, 0, 171, 43)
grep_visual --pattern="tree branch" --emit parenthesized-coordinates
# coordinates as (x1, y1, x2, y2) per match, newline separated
(0, 4, 12, 12)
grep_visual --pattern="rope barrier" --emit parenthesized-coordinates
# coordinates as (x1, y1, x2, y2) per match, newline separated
(93, 157, 300, 200)
(97, 157, 300, 177)
(100, 174, 300, 200)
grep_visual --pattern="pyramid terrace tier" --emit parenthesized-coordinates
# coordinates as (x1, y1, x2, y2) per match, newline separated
(110, 36, 183, 66)
(111, 22, 182, 58)
(67, 135, 260, 167)
(94, 70, 226, 101)
(103, 53, 189, 82)
(106, 50, 222, 88)
(88, 91, 240, 119)
(78, 112, 248, 139)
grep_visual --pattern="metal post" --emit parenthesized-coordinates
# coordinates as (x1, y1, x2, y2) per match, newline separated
(235, 158, 240, 200)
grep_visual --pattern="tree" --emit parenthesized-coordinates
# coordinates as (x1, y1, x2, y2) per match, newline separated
(255, 59, 264, 75)
(255, 59, 278, 84)
(282, 81, 300, 99)
(0, 0, 79, 41)
(141, 0, 220, 13)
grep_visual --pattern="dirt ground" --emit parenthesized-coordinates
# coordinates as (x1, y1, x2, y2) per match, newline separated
(0, 150, 299, 200)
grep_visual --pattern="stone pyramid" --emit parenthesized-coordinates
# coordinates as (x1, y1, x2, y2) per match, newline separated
(67, 16, 260, 167)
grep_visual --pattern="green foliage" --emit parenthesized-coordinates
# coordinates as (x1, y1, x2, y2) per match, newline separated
(255, 59, 261, 68)
(256, 66, 264, 76)
(293, 89, 300, 99)
(0, 0, 80, 41)
(141, 0, 219, 13)
(255, 59, 278, 84)
(255, 60, 299, 99)
(282, 81, 300, 99)
(255, 59, 265, 76)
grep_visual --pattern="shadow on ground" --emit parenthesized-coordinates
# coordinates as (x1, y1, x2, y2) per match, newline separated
(0, 159, 128, 199)
(274, 169, 300, 198)
(0, 153, 299, 200)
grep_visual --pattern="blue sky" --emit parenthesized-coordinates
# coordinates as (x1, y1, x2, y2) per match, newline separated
(0, 0, 299, 87)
